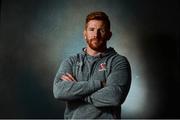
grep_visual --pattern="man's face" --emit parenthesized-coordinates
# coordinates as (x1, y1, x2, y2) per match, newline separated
(84, 20, 112, 51)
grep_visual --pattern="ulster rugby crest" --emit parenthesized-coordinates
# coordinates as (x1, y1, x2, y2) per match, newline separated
(99, 63, 106, 71)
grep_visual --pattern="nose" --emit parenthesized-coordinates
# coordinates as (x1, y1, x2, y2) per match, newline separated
(94, 30, 101, 38)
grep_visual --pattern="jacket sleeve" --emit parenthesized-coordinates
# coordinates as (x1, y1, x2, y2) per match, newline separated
(84, 56, 131, 107)
(53, 57, 102, 101)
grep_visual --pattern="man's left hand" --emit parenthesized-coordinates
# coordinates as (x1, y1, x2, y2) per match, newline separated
(60, 73, 77, 82)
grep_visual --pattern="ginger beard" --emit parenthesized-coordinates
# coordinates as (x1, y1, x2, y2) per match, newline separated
(86, 37, 107, 52)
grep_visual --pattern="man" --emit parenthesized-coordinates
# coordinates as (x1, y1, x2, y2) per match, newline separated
(53, 11, 131, 119)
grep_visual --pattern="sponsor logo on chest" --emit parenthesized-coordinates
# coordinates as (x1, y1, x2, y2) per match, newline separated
(98, 63, 107, 71)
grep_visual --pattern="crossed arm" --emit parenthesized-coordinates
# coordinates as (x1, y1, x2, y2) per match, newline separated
(61, 73, 105, 88)
(61, 73, 76, 82)
(53, 56, 131, 107)
(53, 59, 102, 101)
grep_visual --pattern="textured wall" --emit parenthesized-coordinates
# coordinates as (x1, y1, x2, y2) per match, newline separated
(1, 0, 180, 118)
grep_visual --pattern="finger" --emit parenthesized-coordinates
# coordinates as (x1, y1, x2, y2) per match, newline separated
(60, 75, 67, 81)
(64, 74, 74, 81)
(61, 75, 73, 81)
(63, 75, 72, 81)
(66, 73, 76, 81)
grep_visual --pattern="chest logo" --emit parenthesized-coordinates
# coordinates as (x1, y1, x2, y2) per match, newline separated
(99, 63, 106, 71)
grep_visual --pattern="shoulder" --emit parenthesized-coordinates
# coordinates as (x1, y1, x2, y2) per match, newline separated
(61, 52, 84, 64)
(110, 53, 131, 70)
(111, 53, 129, 64)
(105, 48, 129, 64)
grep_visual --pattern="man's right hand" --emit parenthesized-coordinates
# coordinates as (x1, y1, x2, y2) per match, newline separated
(60, 73, 77, 82)
(101, 80, 106, 88)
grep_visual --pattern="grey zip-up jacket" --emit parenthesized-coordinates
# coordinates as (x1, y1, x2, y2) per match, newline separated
(53, 47, 131, 119)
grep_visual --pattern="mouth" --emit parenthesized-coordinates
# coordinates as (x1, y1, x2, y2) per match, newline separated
(92, 39, 98, 43)
(91, 38, 102, 42)
(91, 38, 98, 41)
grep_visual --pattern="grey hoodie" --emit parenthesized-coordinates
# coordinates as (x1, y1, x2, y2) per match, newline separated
(53, 47, 131, 119)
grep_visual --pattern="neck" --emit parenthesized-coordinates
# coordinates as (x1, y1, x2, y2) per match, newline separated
(86, 46, 107, 56)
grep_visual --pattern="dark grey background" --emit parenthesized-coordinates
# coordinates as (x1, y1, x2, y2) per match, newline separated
(1, 0, 180, 118)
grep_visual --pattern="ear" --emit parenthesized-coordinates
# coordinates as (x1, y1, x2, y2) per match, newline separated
(83, 30, 87, 40)
(107, 31, 112, 41)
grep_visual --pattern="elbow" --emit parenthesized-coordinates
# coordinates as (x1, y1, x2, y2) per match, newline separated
(53, 89, 67, 100)
(53, 84, 65, 99)
(53, 92, 59, 99)
(106, 95, 121, 106)
(53, 87, 61, 99)
(111, 98, 121, 106)
(54, 94, 59, 99)
(53, 80, 61, 99)
(112, 101, 120, 106)
(53, 86, 77, 100)
(94, 98, 120, 107)
(53, 81, 66, 99)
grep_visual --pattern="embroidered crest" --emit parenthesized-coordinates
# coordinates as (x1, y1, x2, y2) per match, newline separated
(99, 63, 106, 71)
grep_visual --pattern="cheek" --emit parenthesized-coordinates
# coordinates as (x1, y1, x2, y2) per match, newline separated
(86, 33, 93, 39)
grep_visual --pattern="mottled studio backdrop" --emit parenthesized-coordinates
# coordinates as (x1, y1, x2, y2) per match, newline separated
(1, 0, 180, 118)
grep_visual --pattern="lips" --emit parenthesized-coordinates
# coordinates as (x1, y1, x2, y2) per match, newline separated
(91, 38, 99, 42)
(91, 38, 103, 43)
(91, 39, 98, 44)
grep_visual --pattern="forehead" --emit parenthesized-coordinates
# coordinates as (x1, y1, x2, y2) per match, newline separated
(86, 20, 106, 28)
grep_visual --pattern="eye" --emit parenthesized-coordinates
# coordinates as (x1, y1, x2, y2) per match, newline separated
(100, 29, 105, 34)
(88, 28, 94, 31)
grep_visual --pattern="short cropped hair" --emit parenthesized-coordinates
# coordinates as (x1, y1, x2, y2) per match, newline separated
(85, 11, 110, 30)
